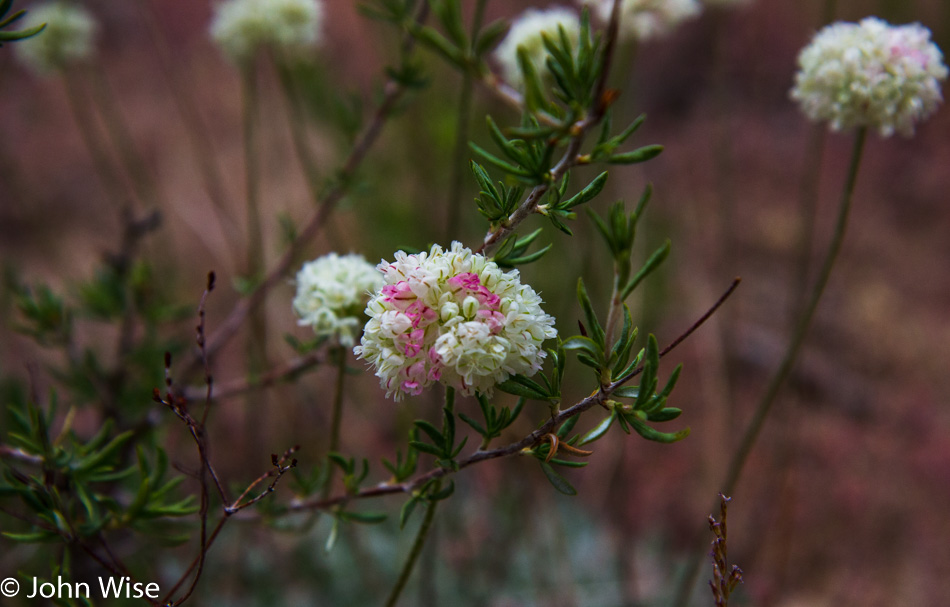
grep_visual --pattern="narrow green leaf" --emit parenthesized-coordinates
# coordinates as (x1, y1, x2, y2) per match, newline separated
(539, 461, 577, 496)
(557, 414, 579, 438)
(647, 407, 683, 422)
(621, 240, 670, 300)
(414, 25, 466, 68)
(430, 481, 455, 501)
(628, 415, 690, 443)
(496, 379, 546, 400)
(413, 420, 445, 449)
(340, 511, 387, 524)
(3, 530, 61, 543)
(517, 46, 547, 113)
(611, 114, 647, 146)
(578, 410, 616, 446)
(475, 20, 508, 57)
(608, 145, 664, 165)
(437, 0, 467, 48)
(561, 336, 604, 366)
(399, 497, 419, 529)
(458, 412, 486, 436)
(75, 431, 134, 474)
(408, 441, 444, 457)
(547, 458, 589, 468)
(576, 278, 605, 349)
(559, 171, 608, 210)
(469, 142, 533, 178)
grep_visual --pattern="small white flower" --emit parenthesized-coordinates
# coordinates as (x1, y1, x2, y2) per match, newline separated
(293, 253, 383, 348)
(210, 0, 324, 64)
(13, 1, 97, 75)
(355, 242, 558, 401)
(493, 6, 581, 88)
(580, 0, 701, 42)
(790, 17, 948, 137)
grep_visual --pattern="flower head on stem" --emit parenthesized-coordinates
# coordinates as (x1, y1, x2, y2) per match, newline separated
(790, 17, 948, 137)
(293, 253, 384, 348)
(580, 0, 702, 42)
(355, 242, 557, 401)
(13, 1, 97, 75)
(210, 0, 325, 64)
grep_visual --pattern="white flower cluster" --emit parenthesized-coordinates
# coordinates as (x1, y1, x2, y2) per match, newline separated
(210, 0, 324, 64)
(293, 253, 384, 348)
(493, 6, 580, 88)
(355, 243, 558, 401)
(14, 1, 97, 75)
(581, 0, 701, 42)
(790, 17, 948, 137)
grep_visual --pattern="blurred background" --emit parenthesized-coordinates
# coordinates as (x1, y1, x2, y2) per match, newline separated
(1, 0, 950, 605)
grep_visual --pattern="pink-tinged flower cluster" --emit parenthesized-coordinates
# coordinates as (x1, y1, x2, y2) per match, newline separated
(354, 242, 557, 401)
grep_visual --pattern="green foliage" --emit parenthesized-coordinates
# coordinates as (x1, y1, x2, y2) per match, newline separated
(471, 160, 525, 225)
(382, 429, 419, 482)
(327, 453, 372, 494)
(399, 478, 454, 529)
(406, 0, 508, 74)
(490, 228, 551, 268)
(590, 112, 664, 165)
(541, 10, 601, 112)
(410, 401, 467, 470)
(610, 335, 689, 443)
(1, 390, 195, 547)
(458, 394, 525, 447)
(0, 0, 46, 45)
(496, 344, 565, 404)
(470, 115, 556, 185)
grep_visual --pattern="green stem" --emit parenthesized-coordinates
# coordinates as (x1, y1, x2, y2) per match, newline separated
(820, 0, 838, 24)
(792, 124, 827, 323)
(444, 0, 487, 241)
(602, 269, 624, 361)
(726, 127, 865, 499)
(322, 347, 347, 499)
(242, 63, 263, 284)
(672, 127, 867, 607)
(241, 61, 268, 457)
(384, 481, 440, 607)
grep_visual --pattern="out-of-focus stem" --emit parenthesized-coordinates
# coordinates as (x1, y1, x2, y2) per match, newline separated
(61, 68, 128, 209)
(86, 65, 159, 211)
(321, 346, 347, 500)
(241, 64, 264, 288)
(384, 481, 440, 607)
(138, 2, 242, 266)
(444, 0, 487, 241)
(672, 127, 867, 607)
(602, 270, 624, 358)
(241, 61, 269, 454)
(274, 60, 345, 252)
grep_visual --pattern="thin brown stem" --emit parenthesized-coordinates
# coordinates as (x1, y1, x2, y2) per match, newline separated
(272, 278, 739, 515)
(182, 350, 323, 402)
